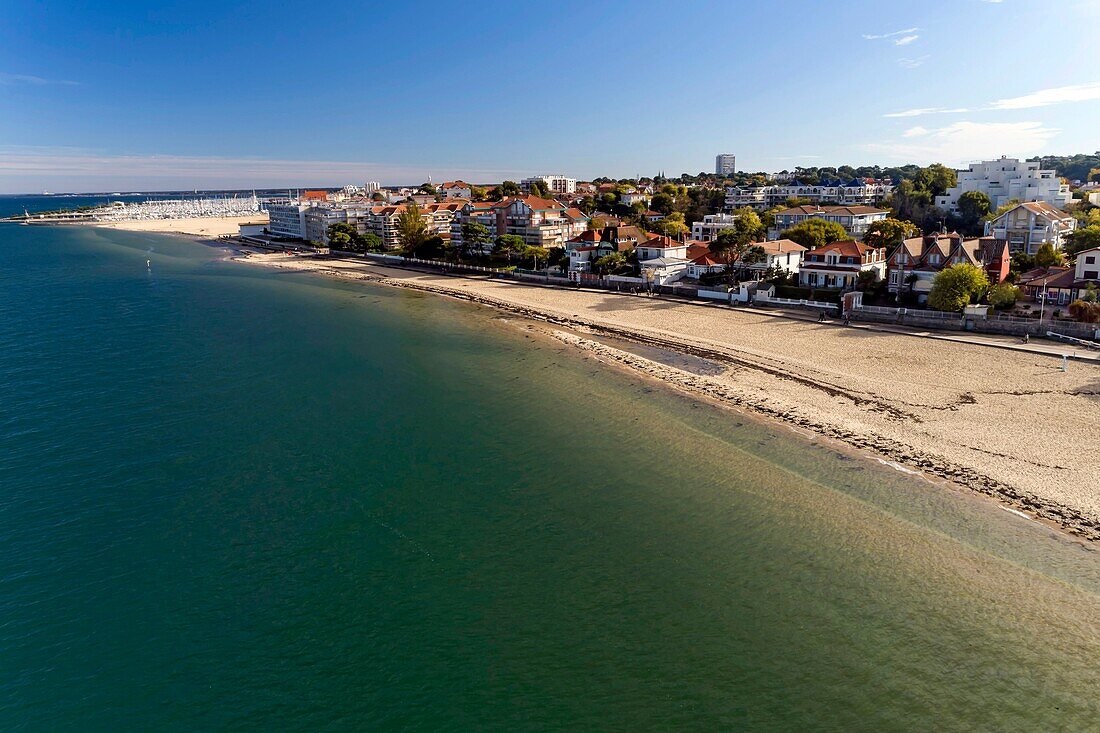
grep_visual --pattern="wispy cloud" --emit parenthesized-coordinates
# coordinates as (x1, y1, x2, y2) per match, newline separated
(893, 34, 919, 46)
(884, 81, 1100, 117)
(884, 106, 971, 118)
(989, 81, 1100, 109)
(0, 72, 79, 86)
(862, 27, 919, 40)
(898, 55, 930, 69)
(864, 121, 1059, 164)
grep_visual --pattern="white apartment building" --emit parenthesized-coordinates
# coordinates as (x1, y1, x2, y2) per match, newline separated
(363, 181, 381, 194)
(690, 213, 742, 242)
(715, 154, 737, 175)
(521, 175, 576, 195)
(936, 156, 1072, 212)
(726, 179, 893, 210)
(267, 201, 312, 239)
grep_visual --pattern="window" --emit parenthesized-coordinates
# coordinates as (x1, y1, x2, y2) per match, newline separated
(1087, 256, 1096, 264)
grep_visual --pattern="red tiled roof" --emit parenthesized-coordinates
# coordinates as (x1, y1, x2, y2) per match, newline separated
(806, 240, 878, 257)
(640, 235, 683, 249)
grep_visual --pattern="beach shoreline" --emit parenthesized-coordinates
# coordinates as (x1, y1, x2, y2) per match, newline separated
(87, 214, 265, 238)
(232, 250, 1100, 541)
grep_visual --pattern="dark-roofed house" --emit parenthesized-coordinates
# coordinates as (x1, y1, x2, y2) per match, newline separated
(1017, 267, 1077, 306)
(886, 232, 1011, 303)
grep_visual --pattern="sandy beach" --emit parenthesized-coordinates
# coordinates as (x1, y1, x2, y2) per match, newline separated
(239, 251, 1100, 539)
(94, 214, 266, 238)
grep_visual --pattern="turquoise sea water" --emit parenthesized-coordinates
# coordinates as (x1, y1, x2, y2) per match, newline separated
(2, 224, 1100, 731)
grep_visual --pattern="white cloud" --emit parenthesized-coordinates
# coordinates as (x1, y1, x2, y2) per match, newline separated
(862, 27, 919, 40)
(863, 121, 1059, 164)
(885, 81, 1100, 117)
(894, 34, 919, 45)
(0, 72, 79, 86)
(898, 56, 930, 69)
(989, 81, 1100, 109)
(884, 106, 970, 118)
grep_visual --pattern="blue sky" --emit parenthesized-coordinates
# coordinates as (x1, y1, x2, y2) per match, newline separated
(1, 0, 1098, 192)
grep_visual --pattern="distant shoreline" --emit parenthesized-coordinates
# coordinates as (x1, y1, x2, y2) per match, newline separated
(226, 249, 1100, 544)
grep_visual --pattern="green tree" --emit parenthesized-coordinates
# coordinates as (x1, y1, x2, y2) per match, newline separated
(957, 190, 992, 233)
(326, 222, 357, 250)
(781, 218, 848, 248)
(396, 202, 430, 255)
(528, 179, 551, 198)
(732, 207, 764, 241)
(1065, 225, 1100, 257)
(709, 228, 766, 286)
(915, 163, 957, 198)
(1034, 242, 1064, 268)
(987, 282, 1020, 309)
(650, 192, 675, 215)
(592, 252, 627, 275)
(928, 263, 989, 312)
(494, 234, 526, 262)
(361, 233, 383, 252)
(523, 245, 550, 269)
(863, 218, 919, 249)
(460, 220, 491, 258)
(418, 182, 437, 195)
(653, 212, 688, 237)
(499, 180, 521, 196)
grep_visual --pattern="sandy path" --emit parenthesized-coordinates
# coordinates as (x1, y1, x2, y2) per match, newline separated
(241, 252, 1100, 539)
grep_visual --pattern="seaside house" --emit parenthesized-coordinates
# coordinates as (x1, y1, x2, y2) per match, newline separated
(688, 239, 806, 281)
(636, 234, 688, 262)
(565, 225, 647, 271)
(886, 232, 1010, 303)
(984, 201, 1077, 254)
(798, 240, 886, 289)
(1017, 267, 1077, 306)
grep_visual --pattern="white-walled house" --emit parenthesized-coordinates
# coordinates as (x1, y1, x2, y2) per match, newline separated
(798, 240, 886, 289)
(690, 213, 741, 242)
(937, 156, 1072, 212)
(984, 201, 1076, 254)
(439, 181, 473, 199)
(619, 191, 651, 207)
(1076, 246, 1100, 283)
(636, 235, 688, 261)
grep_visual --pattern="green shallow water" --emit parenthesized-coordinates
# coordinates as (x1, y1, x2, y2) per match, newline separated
(1, 225, 1099, 731)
